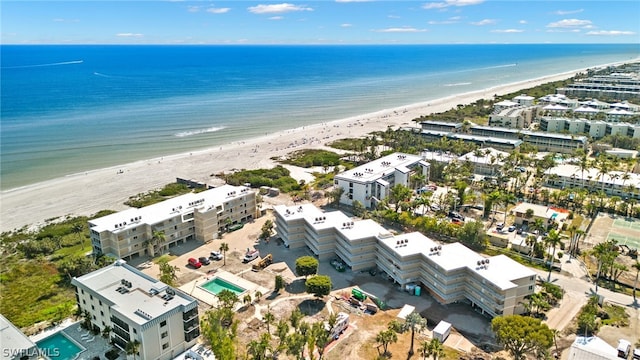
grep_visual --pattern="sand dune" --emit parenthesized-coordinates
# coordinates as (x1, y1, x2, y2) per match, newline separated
(0, 65, 621, 232)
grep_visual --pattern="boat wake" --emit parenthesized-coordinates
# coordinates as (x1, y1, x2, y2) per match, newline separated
(444, 82, 472, 87)
(175, 126, 225, 138)
(2, 60, 83, 69)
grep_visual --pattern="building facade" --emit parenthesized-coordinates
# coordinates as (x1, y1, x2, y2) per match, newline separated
(273, 204, 536, 317)
(89, 185, 258, 259)
(333, 152, 430, 208)
(544, 164, 640, 200)
(71, 260, 200, 360)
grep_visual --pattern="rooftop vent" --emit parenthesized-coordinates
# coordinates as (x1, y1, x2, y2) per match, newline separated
(135, 309, 153, 320)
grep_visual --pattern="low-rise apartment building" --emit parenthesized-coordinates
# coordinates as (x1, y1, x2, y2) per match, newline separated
(488, 107, 534, 129)
(511, 202, 570, 228)
(273, 204, 536, 317)
(419, 121, 462, 133)
(333, 152, 430, 208)
(71, 260, 200, 360)
(89, 185, 257, 259)
(544, 164, 640, 200)
(557, 73, 640, 101)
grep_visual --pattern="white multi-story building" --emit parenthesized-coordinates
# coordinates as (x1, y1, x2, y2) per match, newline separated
(89, 185, 258, 259)
(273, 204, 536, 317)
(544, 164, 640, 200)
(488, 107, 534, 129)
(71, 260, 200, 360)
(513, 94, 535, 106)
(333, 152, 430, 208)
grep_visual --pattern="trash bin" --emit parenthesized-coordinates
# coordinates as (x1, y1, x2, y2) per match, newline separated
(415, 286, 421, 296)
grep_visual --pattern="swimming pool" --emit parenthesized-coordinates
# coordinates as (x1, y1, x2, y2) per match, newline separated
(200, 277, 246, 296)
(36, 332, 84, 360)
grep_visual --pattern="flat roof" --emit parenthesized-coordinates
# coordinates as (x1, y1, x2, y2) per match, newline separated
(512, 202, 570, 222)
(449, 134, 523, 145)
(380, 232, 535, 290)
(545, 164, 640, 188)
(470, 125, 520, 134)
(420, 120, 462, 128)
(521, 130, 587, 142)
(72, 260, 196, 326)
(90, 184, 253, 233)
(335, 152, 425, 183)
(458, 147, 508, 165)
(0, 314, 36, 358)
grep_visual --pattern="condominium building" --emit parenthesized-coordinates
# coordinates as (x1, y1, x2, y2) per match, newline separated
(89, 185, 257, 259)
(273, 204, 536, 317)
(539, 117, 640, 140)
(488, 107, 535, 129)
(1, 314, 38, 360)
(419, 121, 462, 133)
(544, 164, 640, 200)
(557, 74, 640, 101)
(520, 131, 587, 153)
(333, 152, 430, 208)
(71, 260, 200, 360)
(513, 94, 535, 106)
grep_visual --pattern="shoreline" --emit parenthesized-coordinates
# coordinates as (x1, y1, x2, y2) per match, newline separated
(1, 59, 635, 232)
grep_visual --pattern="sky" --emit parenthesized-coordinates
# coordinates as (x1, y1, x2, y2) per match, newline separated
(1, 0, 639, 45)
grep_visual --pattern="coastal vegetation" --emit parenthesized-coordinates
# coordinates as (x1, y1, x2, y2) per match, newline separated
(124, 182, 193, 208)
(223, 166, 301, 193)
(275, 149, 343, 168)
(0, 213, 114, 329)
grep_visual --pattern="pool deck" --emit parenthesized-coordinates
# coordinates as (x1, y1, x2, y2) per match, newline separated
(30, 320, 118, 360)
(179, 270, 268, 308)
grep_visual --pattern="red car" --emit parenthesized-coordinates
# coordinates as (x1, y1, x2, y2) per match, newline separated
(188, 258, 202, 269)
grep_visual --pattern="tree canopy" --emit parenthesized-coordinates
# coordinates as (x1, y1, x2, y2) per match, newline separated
(305, 275, 332, 298)
(295, 256, 319, 277)
(491, 315, 554, 360)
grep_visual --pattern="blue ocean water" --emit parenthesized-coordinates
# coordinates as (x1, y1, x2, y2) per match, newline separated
(1, 44, 638, 190)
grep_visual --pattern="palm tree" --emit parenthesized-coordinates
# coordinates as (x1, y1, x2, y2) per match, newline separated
(125, 340, 141, 360)
(219, 242, 229, 266)
(545, 230, 563, 282)
(101, 325, 112, 339)
(72, 223, 86, 248)
(595, 155, 611, 193)
(427, 338, 445, 360)
(263, 309, 275, 334)
(499, 192, 517, 225)
(152, 230, 166, 255)
(376, 329, 397, 356)
(632, 261, 640, 300)
(243, 294, 252, 308)
(404, 312, 428, 356)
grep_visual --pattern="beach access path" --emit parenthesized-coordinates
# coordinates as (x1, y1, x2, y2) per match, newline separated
(0, 67, 607, 232)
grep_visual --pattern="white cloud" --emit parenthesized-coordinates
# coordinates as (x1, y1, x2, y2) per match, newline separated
(553, 9, 583, 15)
(116, 33, 143, 38)
(491, 29, 524, 33)
(546, 29, 581, 33)
(519, 20, 527, 24)
(335, 0, 372, 2)
(269, 16, 284, 20)
(428, 16, 461, 24)
(388, 15, 401, 19)
(248, 3, 313, 14)
(374, 27, 428, 33)
(471, 19, 496, 26)
(547, 18, 592, 28)
(423, 0, 484, 10)
(341, 23, 353, 27)
(586, 30, 636, 36)
(207, 7, 230, 14)
(187, 5, 200, 12)
(53, 18, 79, 22)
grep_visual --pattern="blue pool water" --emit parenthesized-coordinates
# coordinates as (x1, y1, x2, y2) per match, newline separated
(36, 332, 83, 360)
(200, 277, 245, 296)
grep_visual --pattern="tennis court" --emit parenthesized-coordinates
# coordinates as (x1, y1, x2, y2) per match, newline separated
(613, 218, 640, 231)
(606, 232, 640, 249)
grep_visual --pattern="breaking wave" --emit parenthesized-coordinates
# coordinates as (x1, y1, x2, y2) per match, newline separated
(174, 126, 225, 138)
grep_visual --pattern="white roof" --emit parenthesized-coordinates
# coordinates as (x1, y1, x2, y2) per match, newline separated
(513, 202, 570, 222)
(545, 164, 640, 188)
(90, 184, 253, 232)
(458, 148, 508, 166)
(495, 100, 519, 107)
(379, 232, 535, 290)
(513, 94, 534, 100)
(574, 106, 600, 113)
(336, 152, 425, 183)
(606, 108, 634, 115)
(543, 104, 569, 111)
(0, 314, 37, 356)
(568, 336, 618, 360)
(72, 261, 196, 326)
(397, 304, 415, 319)
(433, 320, 452, 334)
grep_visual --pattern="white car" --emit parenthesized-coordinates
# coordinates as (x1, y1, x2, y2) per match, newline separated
(210, 251, 224, 261)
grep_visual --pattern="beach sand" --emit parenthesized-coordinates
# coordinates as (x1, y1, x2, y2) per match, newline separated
(0, 64, 624, 232)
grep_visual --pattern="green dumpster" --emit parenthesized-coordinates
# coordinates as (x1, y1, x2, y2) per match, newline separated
(352, 288, 366, 301)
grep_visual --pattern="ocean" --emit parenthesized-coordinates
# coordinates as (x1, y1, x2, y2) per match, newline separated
(1, 44, 638, 190)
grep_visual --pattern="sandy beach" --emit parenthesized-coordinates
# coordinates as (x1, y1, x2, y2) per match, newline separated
(0, 63, 628, 232)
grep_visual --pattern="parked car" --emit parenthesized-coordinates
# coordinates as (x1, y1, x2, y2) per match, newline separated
(617, 339, 631, 359)
(243, 249, 260, 263)
(188, 258, 202, 269)
(210, 251, 224, 261)
(632, 347, 640, 360)
(516, 227, 524, 234)
(199, 256, 211, 265)
(496, 223, 505, 230)
(508, 225, 516, 232)
(430, 204, 441, 212)
(448, 211, 464, 221)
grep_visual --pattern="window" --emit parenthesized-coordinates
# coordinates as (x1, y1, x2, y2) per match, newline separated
(161, 331, 168, 339)
(99, 300, 102, 306)
(133, 329, 137, 334)
(528, 285, 534, 290)
(162, 343, 169, 350)
(90, 295, 93, 300)
(160, 320, 167, 327)
(100, 311, 103, 316)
